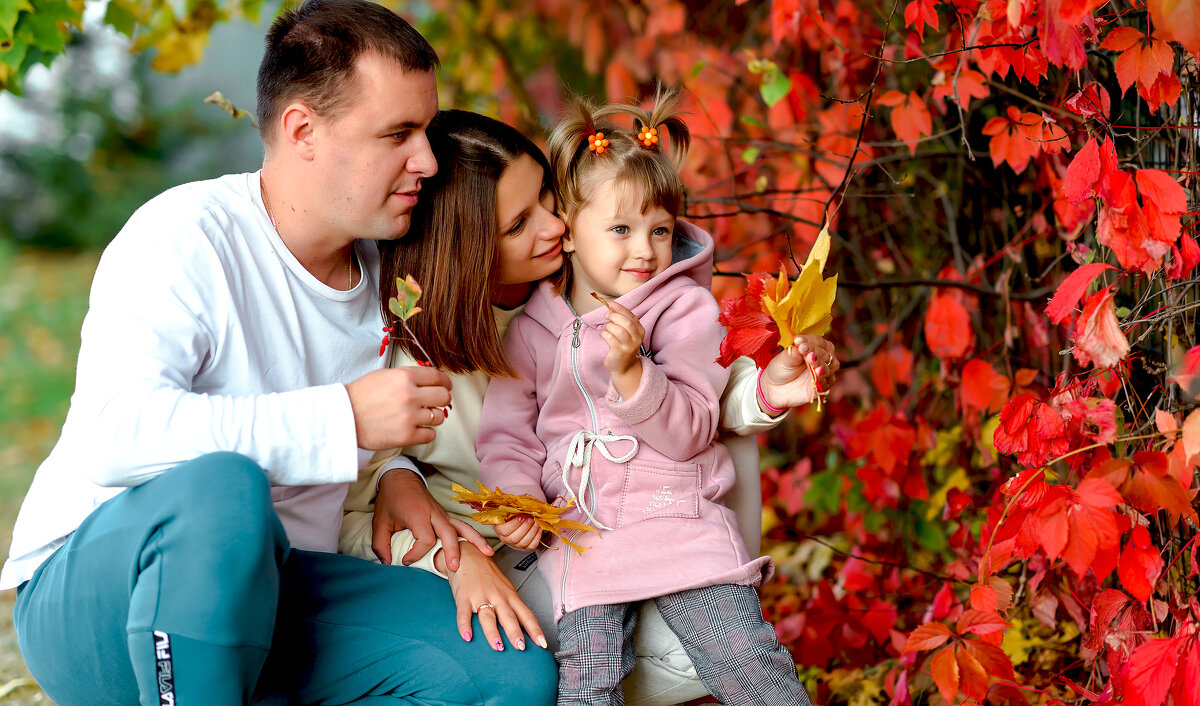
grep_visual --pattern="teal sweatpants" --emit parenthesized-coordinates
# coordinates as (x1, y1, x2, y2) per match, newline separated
(13, 452, 557, 705)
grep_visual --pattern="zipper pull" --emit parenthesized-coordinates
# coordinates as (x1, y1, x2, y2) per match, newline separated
(572, 318, 582, 348)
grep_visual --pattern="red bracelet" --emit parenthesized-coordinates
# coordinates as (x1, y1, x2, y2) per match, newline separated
(756, 369, 786, 416)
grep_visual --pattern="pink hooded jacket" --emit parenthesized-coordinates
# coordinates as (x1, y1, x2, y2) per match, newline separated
(477, 221, 772, 618)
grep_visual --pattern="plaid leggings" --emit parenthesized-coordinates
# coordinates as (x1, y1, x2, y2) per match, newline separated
(555, 584, 812, 706)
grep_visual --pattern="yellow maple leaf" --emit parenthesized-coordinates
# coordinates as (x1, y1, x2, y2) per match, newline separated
(450, 482, 599, 554)
(761, 223, 838, 349)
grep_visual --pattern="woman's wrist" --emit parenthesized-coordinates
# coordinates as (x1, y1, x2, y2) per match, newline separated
(756, 368, 786, 417)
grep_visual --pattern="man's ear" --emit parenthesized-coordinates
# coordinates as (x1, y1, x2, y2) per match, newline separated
(278, 102, 318, 160)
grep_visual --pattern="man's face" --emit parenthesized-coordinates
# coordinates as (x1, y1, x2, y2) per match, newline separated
(313, 53, 438, 242)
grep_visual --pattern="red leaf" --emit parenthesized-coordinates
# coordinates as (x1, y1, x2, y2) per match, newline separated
(957, 608, 1008, 636)
(1073, 287, 1130, 369)
(1147, 0, 1200, 59)
(1122, 637, 1181, 706)
(904, 621, 953, 652)
(956, 643, 990, 701)
(878, 90, 933, 154)
(1174, 345, 1200, 400)
(904, 0, 939, 38)
(931, 647, 960, 705)
(1118, 525, 1164, 602)
(1046, 263, 1116, 323)
(981, 105, 1043, 173)
(960, 358, 1008, 412)
(925, 292, 973, 359)
(1067, 83, 1112, 119)
(1172, 640, 1200, 706)
(967, 640, 1017, 681)
(970, 584, 998, 612)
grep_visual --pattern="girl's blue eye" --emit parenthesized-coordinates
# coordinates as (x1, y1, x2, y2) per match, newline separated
(611, 225, 629, 235)
(508, 217, 526, 235)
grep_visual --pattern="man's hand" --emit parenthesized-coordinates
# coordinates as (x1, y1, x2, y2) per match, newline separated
(372, 468, 493, 570)
(759, 335, 839, 411)
(346, 366, 452, 450)
(494, 516, 543, 551)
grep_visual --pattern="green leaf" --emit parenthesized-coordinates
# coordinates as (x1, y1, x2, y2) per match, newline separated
(388, 275, 423, 322)
(14, 0, 79, 55)
(102, 0, 137, 37)
(0, 0, 32, 38)
(760, 68, 791, 107)
(739, 114, 765, 128)
(741, 146, 760, 164)
(914, 515, 947, 552)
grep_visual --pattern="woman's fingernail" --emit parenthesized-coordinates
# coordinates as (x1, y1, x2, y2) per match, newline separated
(536, 636, 548, 649)
(493, 639, 504, 651)
(516, 638, 526, 651)
(462, 630, 472, 641)
(815, 366, 825, 375)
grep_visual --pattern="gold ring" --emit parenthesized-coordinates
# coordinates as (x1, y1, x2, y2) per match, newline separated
(475, 602, 496, 613)
(428, 408, 435, 426)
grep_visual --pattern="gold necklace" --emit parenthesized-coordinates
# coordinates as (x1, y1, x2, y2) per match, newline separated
(260, 175, 355, 290)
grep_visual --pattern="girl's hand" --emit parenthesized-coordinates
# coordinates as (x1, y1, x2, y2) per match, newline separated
(759, 335, 839, 411)
(495, 516, 543, 551)
(441, 543, 548, 652)
(599, 301, 645, 377)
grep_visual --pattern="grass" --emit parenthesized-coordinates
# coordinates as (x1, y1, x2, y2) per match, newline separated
(0, 245, 98, 703)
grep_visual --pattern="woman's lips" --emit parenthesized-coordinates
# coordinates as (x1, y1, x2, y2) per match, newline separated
(535, 242, 562, 259)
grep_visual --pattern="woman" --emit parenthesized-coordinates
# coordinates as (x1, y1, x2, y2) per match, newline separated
(339, 109, 838, 704)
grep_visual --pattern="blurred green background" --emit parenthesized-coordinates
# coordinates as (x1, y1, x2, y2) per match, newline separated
(0, 12, 269, 700)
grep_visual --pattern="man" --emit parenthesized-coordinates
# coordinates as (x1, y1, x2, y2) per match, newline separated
(1, 1, 556, 703)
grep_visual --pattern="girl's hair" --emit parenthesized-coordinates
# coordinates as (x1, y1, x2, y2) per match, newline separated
(378, 109, 553, 378)
(545, 84, 690, 293)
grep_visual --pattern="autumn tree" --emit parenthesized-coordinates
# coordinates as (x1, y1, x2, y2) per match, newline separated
(5, 0, 1199, 703)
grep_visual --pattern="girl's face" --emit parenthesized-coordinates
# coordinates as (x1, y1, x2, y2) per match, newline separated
(494, 153, 566, 287)
(562, 177, 674, 309)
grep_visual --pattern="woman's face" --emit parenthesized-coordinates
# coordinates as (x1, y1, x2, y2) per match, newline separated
(494, 153, 565, 286)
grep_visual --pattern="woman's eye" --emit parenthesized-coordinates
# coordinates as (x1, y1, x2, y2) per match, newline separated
(508, 218, 527, 235)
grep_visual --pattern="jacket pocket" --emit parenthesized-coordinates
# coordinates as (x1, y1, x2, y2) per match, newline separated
(616, 459, 701, 527)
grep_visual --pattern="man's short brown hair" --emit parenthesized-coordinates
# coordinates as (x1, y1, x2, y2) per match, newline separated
(256, 0, 439, 144)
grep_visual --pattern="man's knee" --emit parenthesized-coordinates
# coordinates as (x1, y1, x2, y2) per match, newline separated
(138, 452, 285, 566)
(477, 649, 558, 706)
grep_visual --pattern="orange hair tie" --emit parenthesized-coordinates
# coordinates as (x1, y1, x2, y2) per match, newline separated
(587, 132, 609, 154)
(637, 126, 659, 148)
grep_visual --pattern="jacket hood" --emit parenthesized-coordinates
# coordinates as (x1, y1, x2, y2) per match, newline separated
(524, 219, 716, 328)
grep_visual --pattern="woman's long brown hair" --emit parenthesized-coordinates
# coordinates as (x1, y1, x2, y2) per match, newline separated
(378, 109, 554, 377)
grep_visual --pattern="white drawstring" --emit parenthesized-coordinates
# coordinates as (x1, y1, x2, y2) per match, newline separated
(561, 429, 639, 531)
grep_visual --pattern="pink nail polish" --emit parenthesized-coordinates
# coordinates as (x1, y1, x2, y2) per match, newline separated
(462, 630, 472, 641)
(493, 639, 504, 651)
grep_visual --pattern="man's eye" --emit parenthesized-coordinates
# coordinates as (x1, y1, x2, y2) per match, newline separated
(391, 131, 409, 140)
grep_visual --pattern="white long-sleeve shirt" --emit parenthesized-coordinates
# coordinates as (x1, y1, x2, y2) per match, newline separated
(1, 171, 397, 588)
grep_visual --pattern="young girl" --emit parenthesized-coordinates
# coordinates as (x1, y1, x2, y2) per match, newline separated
(476, 90, 814, 705)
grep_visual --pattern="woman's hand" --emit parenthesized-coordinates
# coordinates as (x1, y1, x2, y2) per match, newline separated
(373, 468, 493, 570)
(759, 335, 839, 411)
(600, 301, 645, 398)
(495, 516, 543, 550)
(440, 543, 548, 652)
